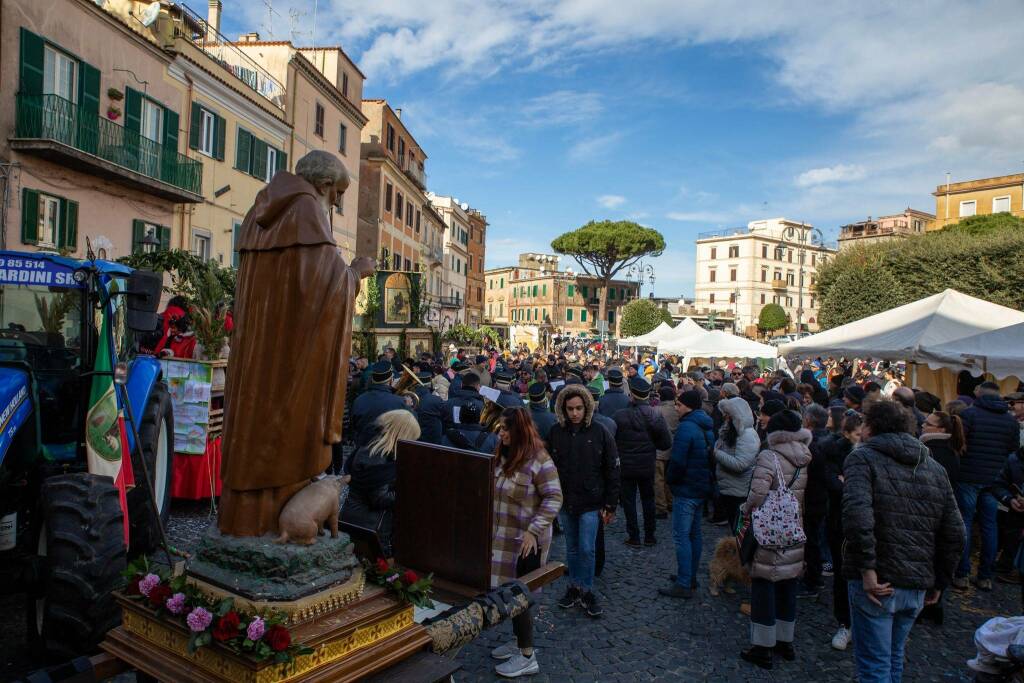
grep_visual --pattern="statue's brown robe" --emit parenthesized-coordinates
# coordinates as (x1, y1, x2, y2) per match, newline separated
(218, 172, 360, 536)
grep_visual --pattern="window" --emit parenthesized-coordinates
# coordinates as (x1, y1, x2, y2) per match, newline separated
(761, 270, 767, 282)
(762, 244, 768, 258)
(811, 254, 816, 266)
(810, 296, 816, 309)
(198, 109, 215, 156)
(709, 293, 715, 303)
(581, 309, 588, 322)
(404, 258, 411, 271)
(709, 269, 716, 282)
(477, 287, 482, 302)
(728, 245, 739, 258)
(43, 45, 77, 101)
(500, 277, 504, 288)
(191, 230, 211, 261)
(787, 272, 795, 285)
(581, 286, 589, 298)
(393, 253, 401, 270)
(710, 247, 717, 259)
(406, 201, 413, 226)
(314, 102, 325, 138)
(568, 284, 575, 297)
(760, 293, 766, 304)
(730, 269, 737, 281)
(415, 210, 421, 233)
(339, 123, 347, 154)
(786, 296, 793, 307)
(542, 284, 547, 296)
(607, 310, 615, 325)
(130, 219, 169, 254)
(730, 292, 736, 304)
(37, 194, 60, 247)
(468, 255, 473, 271)
(774, 270, 782, 281)
(787, 250, 793, 263)
(234, 128, 285, 179)
(140, 98, 163, 142)
(773, 295, 780, 304)
(993, 196, 1011, 214)
(21, 189, 79, 250)
(396, 192, 403, 220)
(265, 146, 277, 182)
(341, 71, 349, 98)
(398, 137, 405, 162)
(386, 123, 395, 152)
(384, 183, 393, 212)
(566, 309, 573, 321)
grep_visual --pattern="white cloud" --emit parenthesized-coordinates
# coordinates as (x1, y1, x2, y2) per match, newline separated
(597, 194, 626, 209)
(567, 132, 623, 163)
(520, 90, 604, 127)
(795, 164, 867, 188)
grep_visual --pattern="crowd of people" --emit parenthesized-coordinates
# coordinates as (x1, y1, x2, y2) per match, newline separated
(337, 341, 1024, 681)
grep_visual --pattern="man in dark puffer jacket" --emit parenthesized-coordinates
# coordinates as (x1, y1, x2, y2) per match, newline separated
(954, 382, 1020, 591)
(613, 376, 672, 547)
(843, 400, 965, 683)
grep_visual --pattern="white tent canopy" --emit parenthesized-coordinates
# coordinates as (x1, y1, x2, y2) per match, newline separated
(778, 289, 1024, 364)
(675, 330, 777, 360)
(918, 322, 1024, 380)
(660, 317, 705, 342)
(617, 321, 674, 346)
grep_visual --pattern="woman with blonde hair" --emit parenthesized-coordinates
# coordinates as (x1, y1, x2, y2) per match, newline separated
(341, 409, 421, 556)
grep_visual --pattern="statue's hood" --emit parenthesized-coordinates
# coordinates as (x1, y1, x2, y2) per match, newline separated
(251, 172, 321, 227)
(237, 172, 336, 252)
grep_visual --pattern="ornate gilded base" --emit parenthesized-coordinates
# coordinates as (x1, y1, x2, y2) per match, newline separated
(101, 584, 432, 683)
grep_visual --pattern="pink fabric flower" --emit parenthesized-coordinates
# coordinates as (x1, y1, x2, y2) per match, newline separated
(386, 573, 398, 583)
(166, 592, 186, 615)
(186, 606, 213, 632)
(246, 616, 265, 641)
(138, 573, 161, 597)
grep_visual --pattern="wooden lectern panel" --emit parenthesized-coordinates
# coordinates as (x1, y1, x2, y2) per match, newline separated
(393, 441, 495, 592)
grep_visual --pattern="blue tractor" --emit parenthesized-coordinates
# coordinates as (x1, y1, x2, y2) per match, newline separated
(0, 250, 172, 662)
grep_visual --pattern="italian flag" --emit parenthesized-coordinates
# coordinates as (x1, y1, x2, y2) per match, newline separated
(85, 308, 134, 546)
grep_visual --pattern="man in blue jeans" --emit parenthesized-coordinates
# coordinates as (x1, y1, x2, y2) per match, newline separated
(843, 401, 964, 683)
(658, 390, 714, 599)
(548, 384, 620, 618)
(953, 383, 1020, 591)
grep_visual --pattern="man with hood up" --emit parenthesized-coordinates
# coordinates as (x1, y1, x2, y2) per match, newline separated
(219, 151, 375, 537)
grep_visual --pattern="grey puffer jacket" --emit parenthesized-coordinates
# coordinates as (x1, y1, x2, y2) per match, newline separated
(743, 429, 812, 582)
(842, 432, 965, 590)
(714, 397, 760, 498)
(656, 402, 680, 462)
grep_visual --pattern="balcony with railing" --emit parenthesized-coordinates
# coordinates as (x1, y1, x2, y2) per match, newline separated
(438, 295, 462, 308)
(12, 93, 203, 202)
(771, 278, 788, 290)
(697, 227, 748, 240)
(397, 152, 427, 191)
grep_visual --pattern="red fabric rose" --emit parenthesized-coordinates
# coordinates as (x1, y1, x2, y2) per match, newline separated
(148, 584, 173, 608)
(212, 611, 241, 642)
(266, 625, 291, 652)
(401, 570, 419, 585)
(126, 576, 142, 596)
(375, 558, 389, 574)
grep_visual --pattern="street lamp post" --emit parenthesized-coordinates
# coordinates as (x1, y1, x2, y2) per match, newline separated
(626, 260, 656, 296)
(779, 223, 824, 340)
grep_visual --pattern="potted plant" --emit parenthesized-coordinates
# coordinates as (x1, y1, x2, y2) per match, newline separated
(107, 106, 122, 121)
(107, 87, 124, 101)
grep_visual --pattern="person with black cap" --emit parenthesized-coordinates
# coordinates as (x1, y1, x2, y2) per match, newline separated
(351, 360, 408, 449)
(843, 385, 866, 413)
(614, 376, 672, 547)
(757, 399, 787, 446)
(587, 386, 617, 438)
(740, 410, 812, 670)
(441, 401, 499, 454)
(444, 371, 485, 431)
(527, 383, 557, 443)
(413, 366, 445, 445)
(599, 368, 630, 417)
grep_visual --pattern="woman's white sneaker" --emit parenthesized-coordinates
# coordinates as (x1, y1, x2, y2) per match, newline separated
(491, 640, 520, 661)
(495, 652, 540, 678)
(831, 626, 852, 651)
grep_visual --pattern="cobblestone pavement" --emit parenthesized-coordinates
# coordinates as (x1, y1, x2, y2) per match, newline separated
(0, 498, 1012, 681)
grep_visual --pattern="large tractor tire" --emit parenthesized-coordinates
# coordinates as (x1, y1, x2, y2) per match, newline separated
(127, 382, 173, 557)
(27, 473, 125, 662)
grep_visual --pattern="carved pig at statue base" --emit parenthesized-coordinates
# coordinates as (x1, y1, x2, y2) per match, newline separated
(275, 475, 349, 545)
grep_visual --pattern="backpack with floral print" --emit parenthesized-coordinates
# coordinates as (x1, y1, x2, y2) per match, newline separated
(751, 451, 805, 549)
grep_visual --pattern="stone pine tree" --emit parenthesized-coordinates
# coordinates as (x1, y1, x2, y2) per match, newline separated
(620, 299, 673, 338)
(551, 220, 666, 327)
(757, 303, 789, 336)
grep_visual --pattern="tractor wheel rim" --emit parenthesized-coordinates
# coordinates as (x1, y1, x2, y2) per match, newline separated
(154, 418, 169, 514)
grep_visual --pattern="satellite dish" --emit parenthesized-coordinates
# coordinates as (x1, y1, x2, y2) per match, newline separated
(460, 202, 469, 211)
(93, 0, 107, 6)
(139, 1, 161, 26)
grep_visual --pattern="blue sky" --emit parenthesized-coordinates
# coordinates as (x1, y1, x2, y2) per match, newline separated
(223, 0, 1024, 298)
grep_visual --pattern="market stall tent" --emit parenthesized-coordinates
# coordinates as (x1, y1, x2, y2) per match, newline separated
(918, 321, 1024, 382)
(617, 321, 674, 346)
(659, 329, 777, 370)
(660, 317, 705, 342)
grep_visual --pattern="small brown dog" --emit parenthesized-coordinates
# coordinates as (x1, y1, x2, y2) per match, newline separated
(708, 536, 750, 596)
(275, 475, 349, 545)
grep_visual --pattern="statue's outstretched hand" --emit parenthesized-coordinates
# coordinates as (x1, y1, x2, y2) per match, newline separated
(351, 256, 376, 279)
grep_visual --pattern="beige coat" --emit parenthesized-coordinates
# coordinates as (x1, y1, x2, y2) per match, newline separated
(743, 428, 813, 582)
(656, 403, 679, 462)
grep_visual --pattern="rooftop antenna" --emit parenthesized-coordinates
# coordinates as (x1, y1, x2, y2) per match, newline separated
(260, 0, 281, 39)
(287, 8, 311, 44)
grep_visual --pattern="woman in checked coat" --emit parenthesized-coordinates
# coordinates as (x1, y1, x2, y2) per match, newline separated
(489, 406, 563, 678)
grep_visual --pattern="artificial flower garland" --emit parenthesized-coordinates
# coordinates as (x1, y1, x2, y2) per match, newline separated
(123, 557, 312, 663)
(364, 558, 434, 608)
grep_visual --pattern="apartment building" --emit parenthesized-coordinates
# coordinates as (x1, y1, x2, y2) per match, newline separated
(837, 208, 934, 250)
(932, 173, 1024, 230)
(2, 0, 203, 259)
(465, 209, 487, 326)
(428, 195, 470, 328)
(693, 218, 836, 336)
(356, 100, 430, 274)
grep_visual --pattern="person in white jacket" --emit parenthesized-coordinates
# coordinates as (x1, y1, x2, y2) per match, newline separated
(714, 396, 761, 530)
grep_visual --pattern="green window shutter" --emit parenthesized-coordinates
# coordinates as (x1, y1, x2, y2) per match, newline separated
(251, 139, 267, 179)
(609, 287, 616, 300)
(566, 309, 573, 321)
(568, 284, 574, 297)
(160, 226, 171, 252)
(77, 61, 100, 154)
(214, 114, 226, 161)
(189, 103, 202, 150)
(277, 149, 287, 172)
(582, 286, 589, 298)
(163, 108, 179, 152)
(21, 189, 40, 245)
(19, 28, 45, 95)
(132, 219, 145, 254)
(124, 87, 142, 134)
(58, 198, 78, 251)
(581, 309, 587, 322)
(542, 284, 547, 296)
(500, 277, 504, 288)
(235, 128, 252, 172)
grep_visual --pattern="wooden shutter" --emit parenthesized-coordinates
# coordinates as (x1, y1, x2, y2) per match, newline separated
(189, 102, 202, 150)
(251, 138, 267, 180)
(160, 226, 171, 251)
(235, 128, 252, 173)
(132, 219, 145, 254)
(124, 87, 142, 134)
(163, 108, 179, 152)
(214, 114, 226, 161)
(77, 61, 100, 154)
(58, 198, 78, 251)
(21, 189, 40, 245)
(277, 149, 287, 172)
(19, 28, 45, 95)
